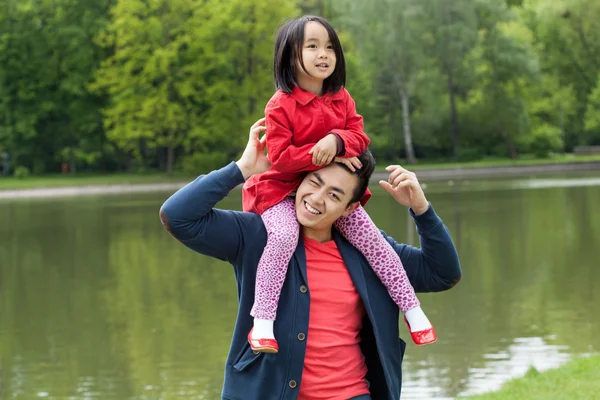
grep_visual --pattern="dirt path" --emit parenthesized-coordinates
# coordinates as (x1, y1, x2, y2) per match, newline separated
(1, 161, 599, 200)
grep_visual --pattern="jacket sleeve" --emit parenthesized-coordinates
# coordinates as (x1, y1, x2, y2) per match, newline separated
(329, 90, 370, 158)
(159, 162, 263, 264)
(382, 205, 462, 293)
(265, 97, 322, 173)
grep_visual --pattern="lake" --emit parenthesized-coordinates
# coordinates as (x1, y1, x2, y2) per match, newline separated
(1, 171, 599, 399)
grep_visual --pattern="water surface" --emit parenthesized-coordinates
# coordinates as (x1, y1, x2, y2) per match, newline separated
(1, 172, 599, 399)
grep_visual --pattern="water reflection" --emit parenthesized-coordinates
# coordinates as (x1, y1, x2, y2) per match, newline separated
(1, 173, 599, 399)
(403, 337, 572, 399)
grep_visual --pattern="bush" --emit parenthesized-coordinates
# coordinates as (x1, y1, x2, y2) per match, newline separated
(457, 147, 485, 162)
(530, 124, 563, 158)
(179, 152, 229, 175)
(14, 166, 30, 179)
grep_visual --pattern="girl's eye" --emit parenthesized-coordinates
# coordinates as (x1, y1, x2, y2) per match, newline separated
(307, 44, 318, 49)
(327, 45, 334, 49)
(310, 180, 319, 186)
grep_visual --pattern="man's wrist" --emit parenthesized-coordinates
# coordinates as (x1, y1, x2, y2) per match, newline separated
(411, 202, 430, 216)
(235, 161, 253, 180)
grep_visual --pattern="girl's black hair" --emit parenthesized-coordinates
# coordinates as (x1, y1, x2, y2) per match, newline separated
(273, 15, 346, 95)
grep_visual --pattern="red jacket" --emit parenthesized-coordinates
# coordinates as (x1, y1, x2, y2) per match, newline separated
(242, 86, 371, 214)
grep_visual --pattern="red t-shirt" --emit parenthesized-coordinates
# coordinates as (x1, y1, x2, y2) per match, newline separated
(242, 86, 371, 215)
(298, 236, 370, 400)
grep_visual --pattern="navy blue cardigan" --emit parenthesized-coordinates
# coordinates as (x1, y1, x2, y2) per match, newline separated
(159, 162, 461, 400)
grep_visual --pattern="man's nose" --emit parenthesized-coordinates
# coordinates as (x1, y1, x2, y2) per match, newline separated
(311, 189, 327, 204)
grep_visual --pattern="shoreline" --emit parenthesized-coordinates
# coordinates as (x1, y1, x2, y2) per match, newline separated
(1, 161, 599, 200)
(460, 354, 599, 399)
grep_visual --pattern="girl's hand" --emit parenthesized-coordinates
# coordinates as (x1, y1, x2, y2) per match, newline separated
(308, 134, 338, 166)
(333, 156, 362, 172)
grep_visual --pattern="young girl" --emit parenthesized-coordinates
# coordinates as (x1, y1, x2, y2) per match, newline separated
(242, 16, 436, 353)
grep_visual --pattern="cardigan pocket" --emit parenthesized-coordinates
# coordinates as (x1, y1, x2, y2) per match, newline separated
(232, 342, 264, 372)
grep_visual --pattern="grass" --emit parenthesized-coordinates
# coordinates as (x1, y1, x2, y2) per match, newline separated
(376, 153, 600, 171)
(0, 172, 191, 190)
(1, 153, 600, 190)
(460, 355, 600, 400)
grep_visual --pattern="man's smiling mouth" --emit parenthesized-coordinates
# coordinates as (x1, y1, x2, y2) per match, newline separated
(304, 201, 321, 215)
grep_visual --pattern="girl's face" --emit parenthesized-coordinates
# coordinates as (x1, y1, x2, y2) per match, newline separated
(296, 21, 337, 90)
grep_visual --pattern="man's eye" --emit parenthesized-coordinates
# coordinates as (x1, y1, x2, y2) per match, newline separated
(310, 180, 318, 186)
(330, 193, 339, 200)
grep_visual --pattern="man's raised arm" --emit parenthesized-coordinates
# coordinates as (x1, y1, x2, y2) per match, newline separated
(377, 165, 462, 292)
(159, 118, 270, 263)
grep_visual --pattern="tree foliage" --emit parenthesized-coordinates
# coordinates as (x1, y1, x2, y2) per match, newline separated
(1, 0, 599, 175)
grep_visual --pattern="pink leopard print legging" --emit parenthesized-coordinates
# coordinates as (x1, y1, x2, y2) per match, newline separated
(250, 198, 419, 320)
(251, 198, 300, 320)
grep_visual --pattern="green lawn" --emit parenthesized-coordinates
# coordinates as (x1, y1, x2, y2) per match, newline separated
(378, 153, 600, 171)
(461, 355, 600, 400)
(2, 153, 600, 190)
(0, 172, 191, 190)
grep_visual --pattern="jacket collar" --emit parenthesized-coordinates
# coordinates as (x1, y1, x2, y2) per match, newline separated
(290, 85, 345, 106)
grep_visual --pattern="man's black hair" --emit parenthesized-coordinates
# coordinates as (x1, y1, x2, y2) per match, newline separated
(336, 149, 376, 205)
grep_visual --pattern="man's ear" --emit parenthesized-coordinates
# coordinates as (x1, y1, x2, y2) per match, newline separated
(342, 201, 360, 217)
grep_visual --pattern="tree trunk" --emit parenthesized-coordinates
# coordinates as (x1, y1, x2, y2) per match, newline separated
(166, 138, 174, 176)
(389, 106, 397, 159)
(400, 89, 417, 164)
(69, 147, 76, 174)
(502, 131, 519, 159)
(125, 152, 133, 173)
(158, 146, 166, 171)
(447, 68, 460, 159)
(139, 138, 148, 169)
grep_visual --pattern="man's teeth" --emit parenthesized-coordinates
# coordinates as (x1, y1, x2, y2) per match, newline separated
(305, 202, 321, 214)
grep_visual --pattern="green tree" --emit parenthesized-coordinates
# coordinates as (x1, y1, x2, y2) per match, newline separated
(337, 0, 428, 164)
(181, 0, 298, 173)
(584, 74, 600, 140)
(521, 0, 600, 148)
(92, 0, 297, 175)
(0, 0, 111, 174)
(423, 0, 479, 159)
(91, 0, 199, 175)
(470, 0, 539, 159)
(527, 74, 577, 153)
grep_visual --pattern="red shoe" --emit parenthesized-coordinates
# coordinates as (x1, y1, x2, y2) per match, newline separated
(404, 316, 437, 346)
(248, 328, 279, 353)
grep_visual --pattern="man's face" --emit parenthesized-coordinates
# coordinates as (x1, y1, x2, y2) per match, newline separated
(294, 163, 360, 231)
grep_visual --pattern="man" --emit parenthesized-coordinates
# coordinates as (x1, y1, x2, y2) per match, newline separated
(159, 119, 461, 400)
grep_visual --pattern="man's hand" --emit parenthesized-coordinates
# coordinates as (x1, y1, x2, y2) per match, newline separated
(236, 118, 270, 180)
(308, 134, 338, 166)
(379, 165, 429, 215)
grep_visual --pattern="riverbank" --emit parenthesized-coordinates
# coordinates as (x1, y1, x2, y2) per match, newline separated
(460, 355, 600, 400)
(1, 157, 600, 199)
